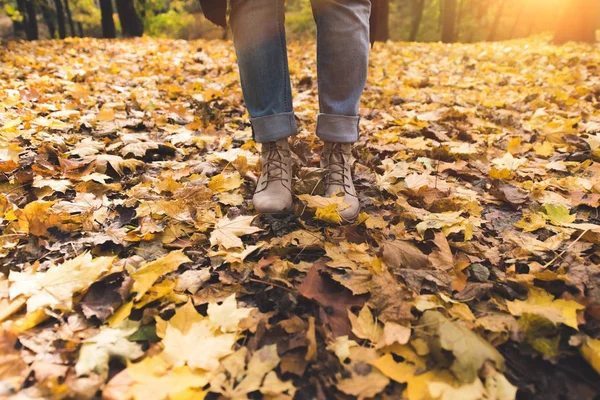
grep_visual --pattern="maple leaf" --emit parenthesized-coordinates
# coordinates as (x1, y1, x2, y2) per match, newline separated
(130, 250, 191, 301)
(107, 356, 209, 400)
(506, 287, 585, 330)
(91, 154, 144, 175)
(208, 172, 243, 193)
(155, 296, 254, 371)
(326, 336, 358, 362)
(348, 305, 383, 343)
(14, 201, 64, 237)
(416, 211, 480, 240)
(207, 294, 255, 333)
(32, 176, 72, 193)
(381, 240, 430, 270)
(0, 143, 22, 173)
(325, 241, 373, 270)
(375, 158, 409, 193)
(75, 320, 144, 376)
(210, 345, 292, 398)
(161, 319, 236, 371)
(209, 215, 262, 249)
(377, 322, 411, 348)
(420, 310, 505, 384)
(9, 252, 114, 312)
(297, 263, 367, 338)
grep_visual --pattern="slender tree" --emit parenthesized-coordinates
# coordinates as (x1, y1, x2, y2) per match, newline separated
(64, 0, 75, 36)
(53, 0, 66, 38)
(487, 0, 507, 41)
(115, 0, 143, 37)
(554, 0, 599, 43)
(441, 0, 457, 43)
(371, 0, 390, 42)
(510, 1, 525, 39)
(100, 0, 117, 38)
(409, 0, 425, 41)
(39, 1, 56, 38)
(23, 0, 39, 40)
(15, 0, 27, 35)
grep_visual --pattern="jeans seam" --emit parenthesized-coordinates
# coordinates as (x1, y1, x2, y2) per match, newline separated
(277, 0, 289, 113)
(315, 10, 323, 114)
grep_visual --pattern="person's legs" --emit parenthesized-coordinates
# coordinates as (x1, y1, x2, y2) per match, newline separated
(230, 0, 295, 214)
(311, 0, 371, 143)
(230, 0, 297, 143)
(311, 0, 371, 222)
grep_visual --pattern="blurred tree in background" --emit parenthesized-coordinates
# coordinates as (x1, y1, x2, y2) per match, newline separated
(0, 0, 598, 42)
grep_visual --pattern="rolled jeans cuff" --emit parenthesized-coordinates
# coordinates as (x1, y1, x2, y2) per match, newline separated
(316, 113, 360, 143)
(250, 112, 298, 143)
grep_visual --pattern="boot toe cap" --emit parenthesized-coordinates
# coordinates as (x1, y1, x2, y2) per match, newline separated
(338, 196, 360, 223)
(253, 192, 293, 215)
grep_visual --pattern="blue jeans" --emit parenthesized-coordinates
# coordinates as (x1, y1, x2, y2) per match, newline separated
(230, 0, 371, 143)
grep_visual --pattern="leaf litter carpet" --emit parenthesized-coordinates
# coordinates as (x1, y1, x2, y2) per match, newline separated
(1, 36, 600, 399)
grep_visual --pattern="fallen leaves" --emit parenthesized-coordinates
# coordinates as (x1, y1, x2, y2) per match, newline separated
(2, 36, 600, 399)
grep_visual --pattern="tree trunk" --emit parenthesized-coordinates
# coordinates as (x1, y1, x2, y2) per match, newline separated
(53, 0, 66, 38)
(409, 0, 425, 41)
(371, 0, 390, 42)
(441, 0, 457, 43)
(77, 21, 83, 37)
(15, 0, 27, 35)
(100, 0, 116, 38)
(487, 0, 507, 41)
(40, 4, 56, 38)
(510, 1, 524, 39)
(115, 0, 144, 37)
(23, 0, 39, 40)
(64, 0, 75, 36)
(554, 0, 599, 44)
(455, 0, 467, 41)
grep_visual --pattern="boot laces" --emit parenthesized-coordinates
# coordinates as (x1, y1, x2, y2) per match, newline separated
(256, 142, 291, 193)
(324, 143, 353, 196)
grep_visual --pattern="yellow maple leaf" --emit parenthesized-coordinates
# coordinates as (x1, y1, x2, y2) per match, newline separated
(315, 203, 343, 224)
(326, 336, 358, 362)
(348, 305, 383, 343)
(506, 287, 584, 330)
(209, 215, 262, 249)
(130, 250, 191, 301)
(126, 358, 208, 400)
(161, 315, 236, 371)
(9, 252, 114, 312)
(207, 294, 255, 333)
(208, 172, 243, 193)
(75, 320, 144, 376)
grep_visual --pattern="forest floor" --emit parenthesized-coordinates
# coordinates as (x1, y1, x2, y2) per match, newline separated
(1, 36, 600, 400)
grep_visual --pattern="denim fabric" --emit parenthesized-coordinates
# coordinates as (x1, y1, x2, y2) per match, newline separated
(230, 0, 371, 143)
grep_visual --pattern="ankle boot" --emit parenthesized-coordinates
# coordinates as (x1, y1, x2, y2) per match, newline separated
(253, 138, 293, 215)
(321, 142, 360, 223)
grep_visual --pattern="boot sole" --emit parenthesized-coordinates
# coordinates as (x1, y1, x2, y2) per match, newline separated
(339, 207, 360, 225)
(257, 205, 295, 219)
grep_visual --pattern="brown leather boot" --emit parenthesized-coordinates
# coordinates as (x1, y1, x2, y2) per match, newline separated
(253, 139, 293, 215)
(321, 142, 359, 223)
